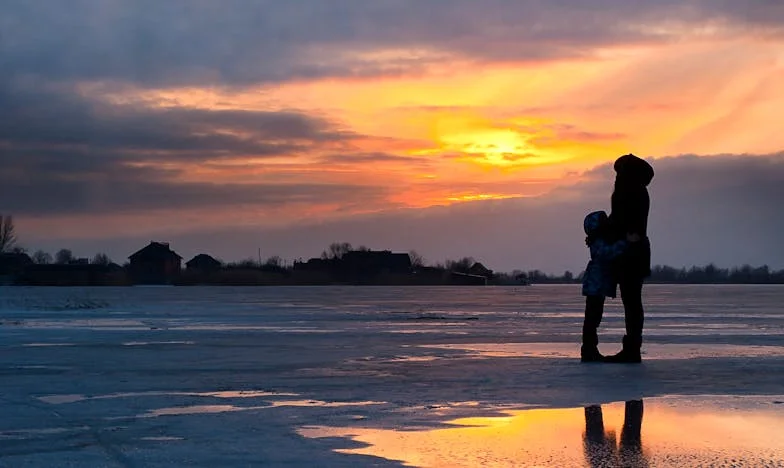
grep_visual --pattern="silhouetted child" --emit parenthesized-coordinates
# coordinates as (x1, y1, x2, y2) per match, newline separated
(581, 211, 637, 362)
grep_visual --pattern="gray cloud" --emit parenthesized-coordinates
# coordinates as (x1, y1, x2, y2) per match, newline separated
(2, 0, 782, 87)
(0, 78, 349, 162)
(0, 163, 386, 216)
(0, 78, 388, 216)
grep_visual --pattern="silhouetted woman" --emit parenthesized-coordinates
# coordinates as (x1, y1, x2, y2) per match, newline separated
(605, 154, 654, 363)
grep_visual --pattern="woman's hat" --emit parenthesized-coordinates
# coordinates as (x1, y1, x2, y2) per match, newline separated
(614, 154, 654, 186)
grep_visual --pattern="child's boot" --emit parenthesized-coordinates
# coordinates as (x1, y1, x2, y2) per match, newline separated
(581, 344, 603, 362)
(580, 328, 603, 362)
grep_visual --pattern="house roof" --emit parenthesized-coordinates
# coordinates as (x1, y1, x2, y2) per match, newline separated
(342, 250, 412, 270)
(186, 254, 221, 267)
(129, 242, 182, 261)
(468, 262, 493, 276)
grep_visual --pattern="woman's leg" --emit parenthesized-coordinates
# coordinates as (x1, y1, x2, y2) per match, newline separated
(619, 278, 644, 348)
(604, 278, 644, 363)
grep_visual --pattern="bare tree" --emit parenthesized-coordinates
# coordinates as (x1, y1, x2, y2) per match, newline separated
(32, 250, 53, 264)
(55, 249, 74, 265)
(408, 250, 426, 268)
(0, 215, 17, 253)
(445, 257, 475, 273)
(231, 258, 260, 268)
(263, 255, 282, 267)
(92, 253, 112, 266)
(321, 242, 353, 260)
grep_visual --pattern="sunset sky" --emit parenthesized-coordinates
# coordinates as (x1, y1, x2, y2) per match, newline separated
(2, 1, 783, 271)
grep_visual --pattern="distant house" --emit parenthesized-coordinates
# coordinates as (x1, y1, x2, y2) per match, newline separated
(293, 258, 333, 272)
(128, 242, 182, 284)
(186, 254, 222, 272)
(449, 272, 488, 286)
(0, 252, 33, 284)
(341, 250, 413, 278)
(468, 262, 494, 278)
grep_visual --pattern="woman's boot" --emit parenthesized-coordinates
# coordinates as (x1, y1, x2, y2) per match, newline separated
(603, 335, 641, 363)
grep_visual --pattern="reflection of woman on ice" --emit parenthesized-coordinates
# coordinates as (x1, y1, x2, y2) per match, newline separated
(583, 400, 648, 467)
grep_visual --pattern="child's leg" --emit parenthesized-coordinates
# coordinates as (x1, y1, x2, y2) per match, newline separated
(582, 295, 606, 349)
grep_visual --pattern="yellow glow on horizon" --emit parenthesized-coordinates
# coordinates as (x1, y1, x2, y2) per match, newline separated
(445, 193, 523, 203)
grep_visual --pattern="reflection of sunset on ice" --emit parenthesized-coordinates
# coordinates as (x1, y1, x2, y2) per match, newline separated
(301, 400, 784, 467)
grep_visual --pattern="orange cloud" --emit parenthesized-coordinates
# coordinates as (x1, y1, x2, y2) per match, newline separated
(14, 34, 784, 234)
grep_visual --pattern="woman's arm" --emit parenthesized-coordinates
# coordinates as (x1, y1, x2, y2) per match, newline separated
(592, 239, 628, 261)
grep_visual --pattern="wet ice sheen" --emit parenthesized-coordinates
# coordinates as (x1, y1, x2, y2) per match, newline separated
(1, 285, 783, 466)
(301, 397, 784, 467)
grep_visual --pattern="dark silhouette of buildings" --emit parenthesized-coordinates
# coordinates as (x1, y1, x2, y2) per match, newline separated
(448, 271, 488, 285)
(6, 238, 781, 287)
(341, 250, 412, 279)
(0, 252, 33, 284)
(128, 242, 182, 284)
(186, 254, 222, 272)
(467, 262, 494, 278)
(292, 249, 414, 284)
(20, 262, 125, 286)
(293, 257, 332, 272)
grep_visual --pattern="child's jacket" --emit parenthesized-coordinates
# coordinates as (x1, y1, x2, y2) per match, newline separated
(582, 238, 627, 297)
(582, 211, 627, 298)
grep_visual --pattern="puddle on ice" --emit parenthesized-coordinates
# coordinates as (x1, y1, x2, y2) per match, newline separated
(18, 319, 152, 330)
(22, 343, 76, 347)
(121, 341, 196, 346)
(37, 394, 88, 405)
(268, 400, 385, 408)
(37, 390, 298, 405)
(386, 355, 440, 363)
(133, 399, 384, 419)
(141, 436, 185, 442)
(389, 330, 469, 335)
(141, 405, 267, 418)
(12, 365, 71, 371)
(421, 342, 784, 360)
(37, 390, 385, 420)
(174, 325, 341, 333)
(0, 427, 90, 440)
(300, 397, 784, 467)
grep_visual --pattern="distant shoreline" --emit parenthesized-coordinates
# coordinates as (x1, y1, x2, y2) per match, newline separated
(2, 281, 783, 287)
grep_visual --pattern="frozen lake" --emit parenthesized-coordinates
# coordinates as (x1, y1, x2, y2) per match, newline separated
(1, 285, 783, 466)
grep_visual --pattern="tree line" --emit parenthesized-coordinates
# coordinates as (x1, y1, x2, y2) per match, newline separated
(1, 214, 114, 266)
(507, 264, 784, 285)
(4, 216, 784, 284)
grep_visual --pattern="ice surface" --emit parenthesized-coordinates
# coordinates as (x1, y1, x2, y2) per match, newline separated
(1, 285, 783, 466)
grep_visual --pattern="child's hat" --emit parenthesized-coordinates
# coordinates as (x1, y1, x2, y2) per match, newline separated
(584, 211, 608, 235)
